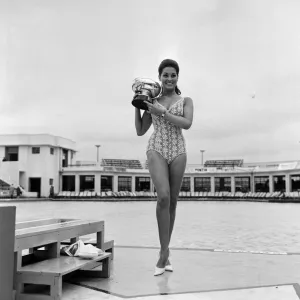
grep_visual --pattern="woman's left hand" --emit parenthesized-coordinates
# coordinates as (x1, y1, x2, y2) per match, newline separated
(144, 101, 166, 116)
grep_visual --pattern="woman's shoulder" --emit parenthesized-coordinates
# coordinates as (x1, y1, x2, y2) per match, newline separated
(182, 96, 193, 104)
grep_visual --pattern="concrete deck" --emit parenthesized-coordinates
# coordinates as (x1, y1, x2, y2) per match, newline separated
(61, 246, 300, 300)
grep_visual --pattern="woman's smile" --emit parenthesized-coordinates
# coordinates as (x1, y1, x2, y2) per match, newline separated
(164, 82, 174, 86)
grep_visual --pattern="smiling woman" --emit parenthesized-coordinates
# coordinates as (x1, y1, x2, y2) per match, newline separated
(134, 58, 194, 276)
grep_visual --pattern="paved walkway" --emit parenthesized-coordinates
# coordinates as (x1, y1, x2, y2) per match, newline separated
(62, 246, 300, 300)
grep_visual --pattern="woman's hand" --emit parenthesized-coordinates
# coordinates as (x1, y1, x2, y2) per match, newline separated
(144, 101, 166, 116)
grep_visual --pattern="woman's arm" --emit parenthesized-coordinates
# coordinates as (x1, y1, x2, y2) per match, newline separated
(135, 107, 152, 136)
(164, 97, 193, 129)
(145, 97, 194, 130)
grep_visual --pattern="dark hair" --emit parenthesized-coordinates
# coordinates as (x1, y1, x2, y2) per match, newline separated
(158, 59, 181, 95)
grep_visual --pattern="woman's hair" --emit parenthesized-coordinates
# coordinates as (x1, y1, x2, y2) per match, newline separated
(158, 59, 181, 95)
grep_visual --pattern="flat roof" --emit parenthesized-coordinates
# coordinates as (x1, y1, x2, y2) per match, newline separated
(0, 134, 77, 151)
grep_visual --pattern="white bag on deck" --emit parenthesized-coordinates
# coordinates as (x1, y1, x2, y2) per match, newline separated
(62, 240, 105, 259)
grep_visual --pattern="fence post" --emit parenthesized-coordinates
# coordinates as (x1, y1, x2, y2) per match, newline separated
(0, 206, 16, 300)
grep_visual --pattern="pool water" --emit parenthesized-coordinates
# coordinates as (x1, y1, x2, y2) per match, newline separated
(3, 200, 300, 253)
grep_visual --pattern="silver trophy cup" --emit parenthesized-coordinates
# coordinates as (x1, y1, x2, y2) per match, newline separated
(132, 78, 162, 110)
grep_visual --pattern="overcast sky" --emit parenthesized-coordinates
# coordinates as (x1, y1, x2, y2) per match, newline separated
(1, 0, 300, 164)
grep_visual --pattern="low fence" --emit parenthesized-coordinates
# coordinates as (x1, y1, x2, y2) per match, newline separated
(0, 190, 38, 199)
(51, 190, 300, 202)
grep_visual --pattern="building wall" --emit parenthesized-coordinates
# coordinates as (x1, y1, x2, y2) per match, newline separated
(0, 134, 76, 150)
(0, 145, 59, 196)
(61, 167, 300, 194)
(25, 145, 58, 196)
(0, 134, 77, 197)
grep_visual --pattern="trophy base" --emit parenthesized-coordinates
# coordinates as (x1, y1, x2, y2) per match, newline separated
(132, 95, 151, 111)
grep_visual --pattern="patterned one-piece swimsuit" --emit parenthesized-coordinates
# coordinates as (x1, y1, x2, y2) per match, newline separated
(146, 97, 187, 164)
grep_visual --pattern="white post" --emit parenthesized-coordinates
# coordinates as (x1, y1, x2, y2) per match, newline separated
(269, 175, 274, 193)
(231, 176, 235, 193)
(285, 174, 290, 193)
(190, 176, 194, 193)
(75, 175, 80, 193)
(210, 176, 215, 193)
(113, 176, 118, 192)
(132, 175, 136, 193)
(95, 174, 101, 194)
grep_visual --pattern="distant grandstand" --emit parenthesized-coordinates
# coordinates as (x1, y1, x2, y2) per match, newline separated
(204, 159, 244, 168)
(144, 159, 244, 169)
(101, 159, 143, 169)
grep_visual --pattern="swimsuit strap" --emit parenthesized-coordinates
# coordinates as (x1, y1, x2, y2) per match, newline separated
(155, 96, 185, 111)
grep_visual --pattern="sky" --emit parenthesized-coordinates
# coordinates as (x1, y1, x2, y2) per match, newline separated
(1, 0, 300, 165)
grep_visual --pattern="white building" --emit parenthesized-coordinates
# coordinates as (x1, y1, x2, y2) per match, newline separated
(61, 160, 300, 195)
(1, 133, 300, 198)
(0, 134, 76, 197)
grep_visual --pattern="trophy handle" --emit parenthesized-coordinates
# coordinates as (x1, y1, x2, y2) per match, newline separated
(132, 94, 151, 110)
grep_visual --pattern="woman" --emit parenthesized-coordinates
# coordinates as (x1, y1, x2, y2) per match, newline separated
(135, 59, 194, 276)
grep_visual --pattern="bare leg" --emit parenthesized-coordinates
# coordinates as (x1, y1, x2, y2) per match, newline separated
(147, 150, 170, 268)
(169, 153, 187, 242)
(167, 153, 187, 265)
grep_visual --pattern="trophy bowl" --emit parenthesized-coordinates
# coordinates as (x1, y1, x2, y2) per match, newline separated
(132, 78, 162, 110)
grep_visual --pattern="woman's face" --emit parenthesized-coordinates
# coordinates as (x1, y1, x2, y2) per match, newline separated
(159, 67, 178, 91)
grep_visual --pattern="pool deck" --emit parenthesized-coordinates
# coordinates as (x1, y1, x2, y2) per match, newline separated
(62, 246, 300, 300)
(1, 197, 300, 203)
(3, 199, 300, 299)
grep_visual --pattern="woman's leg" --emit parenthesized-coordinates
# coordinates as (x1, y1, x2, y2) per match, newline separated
(147, 150, 170, 268)
(168, 153, 187, 245)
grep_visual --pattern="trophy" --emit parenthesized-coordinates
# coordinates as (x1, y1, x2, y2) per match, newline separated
(132, 78, 162, 110)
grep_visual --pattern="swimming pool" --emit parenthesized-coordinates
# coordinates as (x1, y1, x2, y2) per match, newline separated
(2, 200, 300, 253)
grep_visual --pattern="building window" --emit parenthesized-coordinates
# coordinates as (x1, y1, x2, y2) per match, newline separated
(254, 176, 269, 192)
(50, 147, 54, 155)
(62, 175, 75, 191)
(235, 177, 250, 192)
(273, 175, 285, 192)
(49, 178, 53, 185)
(215, 177, 231, 192)
(135, 177, 150, 192)
(79, 175, 95, 192)
(194, 177, 211, 192)
(118, 176, 132, 192)
(101, 176, 113, 192)
(62, 149, 68, 167)
(291, 175, 300, 192)
(180, 177, 191, 192)
(4, 146, 19, 161)
(32, 147, 40, 154)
